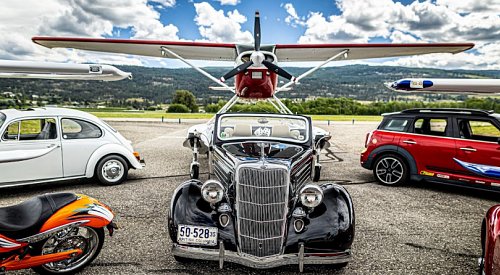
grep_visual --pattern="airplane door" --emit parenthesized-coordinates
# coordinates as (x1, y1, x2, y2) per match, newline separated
(0, 118, 63, 184)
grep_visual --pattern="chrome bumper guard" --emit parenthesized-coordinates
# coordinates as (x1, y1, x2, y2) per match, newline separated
(172, 242, 351, 272)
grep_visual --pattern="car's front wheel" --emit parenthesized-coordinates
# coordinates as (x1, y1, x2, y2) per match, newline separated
(373, 154, 408, 186)
(96, 155, 129, 186)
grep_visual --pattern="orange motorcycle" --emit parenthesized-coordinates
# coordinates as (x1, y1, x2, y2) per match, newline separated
(0, 193, 117, 274)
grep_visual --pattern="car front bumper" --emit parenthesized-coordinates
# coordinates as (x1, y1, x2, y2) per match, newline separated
(172, 243, 351, 272)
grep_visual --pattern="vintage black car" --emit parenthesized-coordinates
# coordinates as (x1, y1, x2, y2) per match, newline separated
(168, 113, 355, 272)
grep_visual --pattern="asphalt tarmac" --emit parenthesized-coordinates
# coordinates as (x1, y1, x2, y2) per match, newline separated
(2, 120, 499, 275)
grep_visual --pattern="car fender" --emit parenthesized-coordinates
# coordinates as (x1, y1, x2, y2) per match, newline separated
(284, 183, 355, 253)
(168, 180, 238, 251)
(85, 143, 142, 178)
(483, 204, 500, 275)
(366, 145, 418, 176)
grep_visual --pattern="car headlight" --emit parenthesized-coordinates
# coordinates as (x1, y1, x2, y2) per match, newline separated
(299, 184, 323, 208)
(201, 180, 225, 204)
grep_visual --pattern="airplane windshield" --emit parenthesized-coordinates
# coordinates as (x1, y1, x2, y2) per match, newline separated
(218, 115, 309, 143)
(0, 112, 5, 129)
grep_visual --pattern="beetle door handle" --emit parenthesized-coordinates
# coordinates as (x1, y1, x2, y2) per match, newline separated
(403, 140, 417, 144)
(460, 147, 477, 152)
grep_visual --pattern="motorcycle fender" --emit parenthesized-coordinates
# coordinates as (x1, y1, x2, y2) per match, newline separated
(40, 194, 114, 232)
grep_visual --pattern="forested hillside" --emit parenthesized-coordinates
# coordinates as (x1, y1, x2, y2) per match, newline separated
(0, 65, 498, 109)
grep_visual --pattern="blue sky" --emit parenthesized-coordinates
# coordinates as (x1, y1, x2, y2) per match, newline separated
(0, 0, 499, 69)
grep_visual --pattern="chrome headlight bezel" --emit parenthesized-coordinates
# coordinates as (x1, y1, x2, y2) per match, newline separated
(201, 180, 225, 204)
(299, 184, 323, 208)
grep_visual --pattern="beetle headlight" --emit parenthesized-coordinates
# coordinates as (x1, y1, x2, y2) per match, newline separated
(201, 180, 224, 204)
(299, 185, 323, 208)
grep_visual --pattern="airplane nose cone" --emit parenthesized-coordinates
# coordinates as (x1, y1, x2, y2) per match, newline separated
(250, 51, 265, 67)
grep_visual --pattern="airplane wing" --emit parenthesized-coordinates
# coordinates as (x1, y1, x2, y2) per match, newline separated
(32, 37, 473, 62)
(32, 37, 237, 61)
(387, 78, 500, 94)
(0, 60, 131, 81)
(274, 43, 474, 62)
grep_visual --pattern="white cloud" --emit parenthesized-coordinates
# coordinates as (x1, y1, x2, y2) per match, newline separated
(0, 0, 180, 66)
(150, 0, 176, 8)
(282, 3, 305, 28)
(288, 0, 500, 69)
(194, 2, 252, 43)
(215, 0, 240, 6)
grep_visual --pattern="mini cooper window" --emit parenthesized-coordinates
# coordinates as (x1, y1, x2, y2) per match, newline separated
(414, 118, 448, 136)
(458, 119, 500, 142)
(62, 118, 102, 139)
(381, 118, 409, 132)
(218, 115, 309, 142)
(2, 118, 57, 141)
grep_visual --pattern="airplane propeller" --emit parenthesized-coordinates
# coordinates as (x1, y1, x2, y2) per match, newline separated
(220, 11, 295, 83)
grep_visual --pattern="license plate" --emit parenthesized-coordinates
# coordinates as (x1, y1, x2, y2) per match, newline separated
(177, 224, 218, 246)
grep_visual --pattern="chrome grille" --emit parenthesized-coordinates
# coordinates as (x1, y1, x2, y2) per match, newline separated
(236, 164, 289, 257)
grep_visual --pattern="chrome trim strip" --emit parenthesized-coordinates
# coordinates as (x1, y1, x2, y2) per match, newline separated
(16, 220, 89, 243)
(0, 175, 87, 189)
(172, 244, 352, 270)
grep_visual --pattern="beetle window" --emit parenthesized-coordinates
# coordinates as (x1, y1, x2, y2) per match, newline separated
(458, 119, 500, 142)
(2, 118, 57, 141)
(414, 118, 448, 137)
(381, 118, 409, 132)
(0, 112, 5, 129)
(62, 118, 102, 139)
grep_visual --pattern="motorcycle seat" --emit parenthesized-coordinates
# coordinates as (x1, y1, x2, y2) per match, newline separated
(0, 193, 77, 240)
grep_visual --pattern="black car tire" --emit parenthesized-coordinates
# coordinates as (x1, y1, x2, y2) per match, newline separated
(313, 165, 321, 182)
(190, 164, 199, 180)
(96, 155, 129, 186)
(373, 154, 408, 186)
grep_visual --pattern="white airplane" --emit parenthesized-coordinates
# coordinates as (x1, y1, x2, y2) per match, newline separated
(30, 11, 475, 178)
(387, 78, 500, 94)
(0, 60, 131, 81)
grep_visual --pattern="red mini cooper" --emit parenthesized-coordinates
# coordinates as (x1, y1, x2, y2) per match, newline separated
(360, 108, 500, 190)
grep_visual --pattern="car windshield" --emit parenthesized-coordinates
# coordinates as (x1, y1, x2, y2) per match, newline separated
(217, 115, 309, 143)
(493, 113, 500, 122)
(0, 112, 5, 129)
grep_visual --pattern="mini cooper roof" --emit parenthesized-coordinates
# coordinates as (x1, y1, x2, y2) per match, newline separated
(0, 107, 100, 121)
(382, 108, 498, 118)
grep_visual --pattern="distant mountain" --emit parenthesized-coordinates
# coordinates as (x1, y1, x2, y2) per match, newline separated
(0, 65, 498, 104)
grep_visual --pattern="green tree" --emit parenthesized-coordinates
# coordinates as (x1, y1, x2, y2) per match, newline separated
(172, 90, 199, 113)
(167, 103, 190, 113)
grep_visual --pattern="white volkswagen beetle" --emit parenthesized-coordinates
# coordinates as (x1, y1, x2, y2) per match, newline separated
(0, 107, 144, 187)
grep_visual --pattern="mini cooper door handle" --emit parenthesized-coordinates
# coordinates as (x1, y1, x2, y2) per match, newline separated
(460, 147, 477, 152)
(403, 140, 417, 144)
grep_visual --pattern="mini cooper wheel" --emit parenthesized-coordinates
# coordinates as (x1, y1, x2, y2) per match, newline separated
(32, 227, 105, 275)
(96, 155, 129, 186)
(373, 154, 408, 186)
